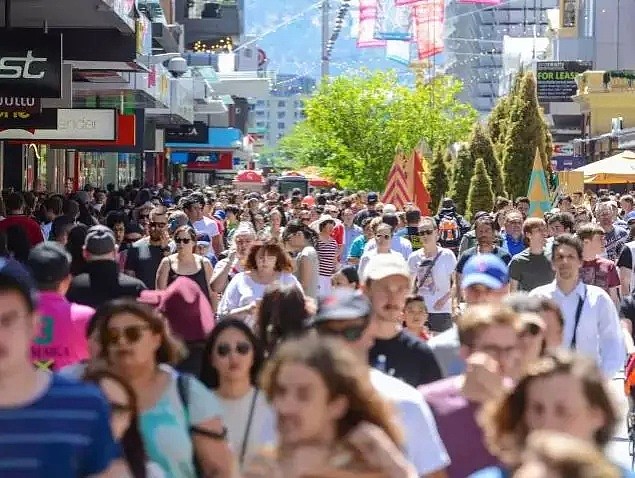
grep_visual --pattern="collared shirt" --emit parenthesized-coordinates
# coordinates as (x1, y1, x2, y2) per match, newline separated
(342, 224, 362, 264)
(502, 233, 525, 256)
(530, 280, 624, 376)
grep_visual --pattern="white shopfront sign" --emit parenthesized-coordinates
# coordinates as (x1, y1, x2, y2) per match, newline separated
(0, 108, 116, 140)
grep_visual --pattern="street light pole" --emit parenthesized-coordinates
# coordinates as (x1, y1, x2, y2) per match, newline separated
(321, 0, 330, 79)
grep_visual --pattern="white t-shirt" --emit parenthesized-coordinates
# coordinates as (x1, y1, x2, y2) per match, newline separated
(407, 247, 457, 314)
(358, 250, 402, 281)
(217, 271, 303, 324)
(212, 387, 275, 467)
(369, 369, 450, 475)
(193, 217, 220, 251)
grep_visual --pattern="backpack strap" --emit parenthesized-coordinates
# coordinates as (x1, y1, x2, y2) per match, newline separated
(176, 373, 191, 422)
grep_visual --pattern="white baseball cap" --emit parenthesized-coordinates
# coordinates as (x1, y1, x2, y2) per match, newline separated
(361, 254, 410, 283)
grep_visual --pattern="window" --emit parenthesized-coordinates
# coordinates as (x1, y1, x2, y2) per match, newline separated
(256, 121, 266, 128)
(277, 100, 286, 108)
(294, 111, 299, 119)
(277, 132, 285, 139)
(299, 109, 306, 119)
(256, 100, 266, 107)
(277, 122, 286, 130)
(255, 110, 265, 117)
(277, 111, 286, 119)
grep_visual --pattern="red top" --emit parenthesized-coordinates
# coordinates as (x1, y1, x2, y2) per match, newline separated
(0, 215, 44, 247)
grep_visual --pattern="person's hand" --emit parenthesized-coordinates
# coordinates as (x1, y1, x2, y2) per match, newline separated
(160, 230, 171, 248)
(462, 352, 506, 402)
(346, 422, 418, 478)
(433, 295, 449, 310)
(227, 248, 237, 264)
(243, 452, 283, 478)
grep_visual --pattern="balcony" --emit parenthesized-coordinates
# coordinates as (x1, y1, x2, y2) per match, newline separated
(175, 0, 243, 46)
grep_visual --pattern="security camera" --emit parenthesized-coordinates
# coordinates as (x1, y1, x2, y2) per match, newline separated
(167, 56, 188, 77)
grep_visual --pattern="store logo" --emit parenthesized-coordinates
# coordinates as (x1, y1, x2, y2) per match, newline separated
(0, 51, 48, 80)
(59, 117, 100, 131)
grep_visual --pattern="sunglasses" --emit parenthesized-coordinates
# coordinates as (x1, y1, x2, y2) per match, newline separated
(377, 234, 391, 240)
(106, 325, 151, 345)
(216, 341, 251, 357)
(150, 222, 167, 228)
(419, 229, 435, 235)
(109, 402, 132, 414)
(175, 237, 191, 244)
(317, 323, 368, 342)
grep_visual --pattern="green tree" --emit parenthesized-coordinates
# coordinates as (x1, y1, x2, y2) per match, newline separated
(502, 72, 551, 200)
(468, 123, 506, 197)
(278, 70, 477, 190)
(449, 145, 473, 215)
(426, 149, 449, 213)
(466, 158, 495, 219)
(488, 71, 523, 146)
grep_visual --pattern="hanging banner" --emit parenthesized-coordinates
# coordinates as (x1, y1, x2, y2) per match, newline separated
(357, 0, 387, 48)
(413, 0, 445, 61)
(375, 0, 412, 41)
(386, 40, 411, 65)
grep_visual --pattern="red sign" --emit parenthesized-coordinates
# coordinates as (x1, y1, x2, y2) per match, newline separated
(186, 152, 233, 170)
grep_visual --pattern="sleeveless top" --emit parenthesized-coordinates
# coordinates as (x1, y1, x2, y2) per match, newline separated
(167, 256, 210, 302)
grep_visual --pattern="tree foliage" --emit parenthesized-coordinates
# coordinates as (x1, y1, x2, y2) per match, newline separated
(466, 158, 495, 219)
(278, 70, 477, 190)
(449, 145, 474, 215)
(426, 149, 449, 214)
(468, 123, 506, 197)
(501, 72, 552, 200)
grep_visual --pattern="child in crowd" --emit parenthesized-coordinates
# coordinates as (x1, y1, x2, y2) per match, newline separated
(402, 295, 430, 341)
(331, 265, 360, 290)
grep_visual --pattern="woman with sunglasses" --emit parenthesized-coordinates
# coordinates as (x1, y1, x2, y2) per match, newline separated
(199, 319, 274, 470)
(156, 225, 214, 306)
(211, 223, 257, 295)
(217, 239, 302, 326)
(94, 299, 234, 478)
(83, 366, 166, 478)
(243, 335, 417, 478)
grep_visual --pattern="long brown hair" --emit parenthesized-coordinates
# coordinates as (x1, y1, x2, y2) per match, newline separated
(83, 366, 147, 478)
(244, 238, 294, 272)
(482, 350, 617, 466)
(96, 299, 187, 365)
(260, 335, 403, 446)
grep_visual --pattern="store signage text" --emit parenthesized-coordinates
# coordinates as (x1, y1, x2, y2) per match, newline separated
(0, 97, 41, 115)
(536, 61, 593, 103)
(0, 30, 63, 97)
(0, 109, 116, 140)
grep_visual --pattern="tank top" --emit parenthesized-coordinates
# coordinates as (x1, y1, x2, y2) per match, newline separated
(167, 256, 211, 302)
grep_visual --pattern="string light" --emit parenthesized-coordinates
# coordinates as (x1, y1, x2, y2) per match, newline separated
(192, 36, 234, 53)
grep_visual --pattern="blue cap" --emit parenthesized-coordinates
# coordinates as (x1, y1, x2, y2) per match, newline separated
(461, 253, 509, 290)
(626, 211, 635, 224)
(214, 210, 226, 220)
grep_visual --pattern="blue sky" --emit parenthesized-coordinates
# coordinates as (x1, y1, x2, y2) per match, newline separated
(243, 0, 419, 82)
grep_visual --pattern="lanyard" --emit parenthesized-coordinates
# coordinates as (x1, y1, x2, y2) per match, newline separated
(570, 286, 587, 349)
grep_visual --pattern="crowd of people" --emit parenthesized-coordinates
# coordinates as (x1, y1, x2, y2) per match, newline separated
(0, 181, 635, 478)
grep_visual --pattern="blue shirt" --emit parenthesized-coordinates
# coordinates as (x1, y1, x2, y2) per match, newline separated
(0, 373, 120, 477)
(342, 225, 362, 264)
(503, 234, 525, 256)
(347, 235, 368, 263)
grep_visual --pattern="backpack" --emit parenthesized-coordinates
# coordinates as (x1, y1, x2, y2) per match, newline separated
(438, 215, 462, 248)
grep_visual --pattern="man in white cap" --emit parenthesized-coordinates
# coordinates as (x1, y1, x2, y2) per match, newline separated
(362, 254, 442, 387)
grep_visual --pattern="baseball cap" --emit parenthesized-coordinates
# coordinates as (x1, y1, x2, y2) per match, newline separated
(361, 254, 410, 283)
(0, 258, 38, 310)
(312, 289, 371, 324)
(626, 211, 635, 225)
(461, 253, 509, 290)
(84, 225, 117, 255)
(27, 242, 71, 286)
(367, 192, 378, 204)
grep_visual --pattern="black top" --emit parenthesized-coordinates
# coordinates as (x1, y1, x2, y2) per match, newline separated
(66, 260, 147, 309)
(167, 256, 210, 302)
(125, 241, 166, 289)
(369, 330, 442, 388)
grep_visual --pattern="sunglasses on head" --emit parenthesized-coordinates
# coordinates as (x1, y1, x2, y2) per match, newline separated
(317, 322, 368, 342)
(106, 324, 151, 345)
(216, 341, 251, 357)
(175, 237, 191, 244)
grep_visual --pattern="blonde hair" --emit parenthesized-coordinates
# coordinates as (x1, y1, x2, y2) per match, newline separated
(458, 304, 520, 348)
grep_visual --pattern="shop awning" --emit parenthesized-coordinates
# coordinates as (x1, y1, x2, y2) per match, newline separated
(234, 170, 264, 183)
(573, 150, 635, 184)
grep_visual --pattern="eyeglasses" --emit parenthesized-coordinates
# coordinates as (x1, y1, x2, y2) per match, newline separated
(149, 222, 167, 229)
(216, 341, 251, 357)
(316, 323, 368, 342)
(419, 229, 435, 235)
(109, 402, 132, 415)
(175, 237, 191, 244)
(106, 325, 151, 345)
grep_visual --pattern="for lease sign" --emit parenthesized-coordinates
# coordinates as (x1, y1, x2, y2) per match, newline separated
(536, 61, 593, 102)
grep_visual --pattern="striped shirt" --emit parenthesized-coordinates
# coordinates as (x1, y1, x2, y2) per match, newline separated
(315, 238, 339, 276)
(0, 373, 120, 477)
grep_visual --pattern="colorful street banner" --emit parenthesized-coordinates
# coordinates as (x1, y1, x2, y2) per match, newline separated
(412, 0, 445, 61)
(386, 39, 411, 65)
(375, 0, 412, 41)
(527, 148, 552, 218)
(383, 153, 411, 209)
(357, 0, 387, 48)
(407, 149, 431, 215)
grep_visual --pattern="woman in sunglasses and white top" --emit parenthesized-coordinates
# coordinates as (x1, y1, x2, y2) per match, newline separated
(199, 319, 274, 470)
(156, 225, 214, 305)
(94, 299, 235, 478)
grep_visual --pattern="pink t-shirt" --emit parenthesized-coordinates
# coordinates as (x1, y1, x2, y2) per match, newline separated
(31, 292, 94, 371)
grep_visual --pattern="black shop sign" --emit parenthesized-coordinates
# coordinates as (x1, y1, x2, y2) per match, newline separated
(165, 121, 208, 144)
(0, 30, 63, 98)
(536, 61, 593, 103)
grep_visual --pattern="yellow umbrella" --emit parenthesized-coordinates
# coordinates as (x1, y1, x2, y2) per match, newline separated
(573, 150, 635, 184)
